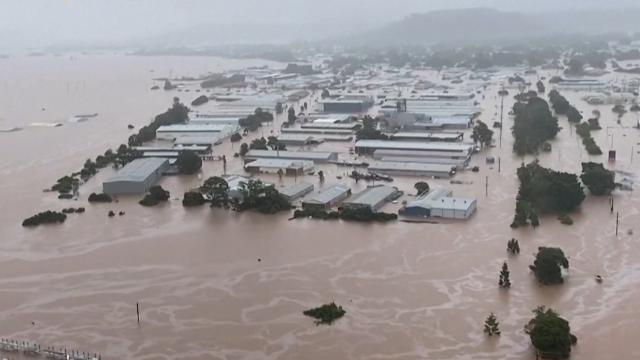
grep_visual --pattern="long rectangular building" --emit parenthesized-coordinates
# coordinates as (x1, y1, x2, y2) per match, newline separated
(156, 124, 236, 140)
(278, 182, 314, 202)
(244, 150, 339, 163)
(355, 140, 474, 155)
(281, 128, 355, 135)
(342, 185, 399, 212)
(103, 157, 169, 195)
(244, 158, 313, 176)
(389, 132, 463, 142)
(367, 161, 455, 178)
(301, 123, 360, 130)
(302, 184, 352, 211)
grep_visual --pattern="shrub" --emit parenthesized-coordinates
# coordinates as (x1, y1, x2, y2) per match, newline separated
(230, 133, 242, 142)
(22, 211, 67, 227)
(182, 191, 206, 207)
(303, 302, 346, 325)
(139, 194, 160, 207)
(88, 193, 113, 203)
(558, 214, 573, 225)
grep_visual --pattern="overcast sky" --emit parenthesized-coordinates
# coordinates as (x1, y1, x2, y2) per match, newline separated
(1, 0, 639, 50)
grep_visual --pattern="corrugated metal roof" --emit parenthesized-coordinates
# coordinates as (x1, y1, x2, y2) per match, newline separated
(344, 185, 397, 207)
(156, 124, 230, 132)
(356, 140, 473, 152)
(245, 158, 313, 170)
(279, 182, 314, 198)
(105, 158, 168, 182)
(368, 161, 455, 173)
(304, 184, 350, 204)
(244, 150, 337, 161)
(405, 187, 475, 211)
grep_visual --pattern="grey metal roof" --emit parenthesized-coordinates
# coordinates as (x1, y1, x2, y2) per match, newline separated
(406, 187, 475, 211)
(368, 161, 455, 173)
(356, 140, 473, 153)
(389, 132, 463, 140)
(105, 158, 168, 183)
(279, 182, 314, 198)
(344, 185, 397, 207)
(244, 150, 337, 161)
(244, 158, 313, 170)
(304, 184, 350, 204)
(301, 123, 359, 130)
(156, 124, 230, 132)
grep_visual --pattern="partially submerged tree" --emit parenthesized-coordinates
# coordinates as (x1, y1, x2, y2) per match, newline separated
(507, 238, 520, 255)
(471, 120, 493, 147)
(499, 262, 511, 288)
(525, 306, 577, 359)
(176, 150, 202, 175)
(414, 181, 430, 195)
(303, 302, 346, 325)
(580, 162, 615, 196)
(530, 247, 569, 285)
(484, 313, 501, 336)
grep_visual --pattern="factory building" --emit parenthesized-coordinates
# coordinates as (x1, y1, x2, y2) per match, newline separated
(302, 185, 352, 211)
(367, 161, 456, 178)
(389, 132, 463, 142)
(156, 124, 236, 140)
(281, 128, 355, 135)
(342, 185, 399, 212)
(319, 95, 374, 113)
(278, 182, 314, 202)
(399, 187, 476, 220)
(354, 140, 474, 156)
(276, 134, 323, 146)
(103, 157, 169, 195)
(243, 150, 339, 163)
(301, 123, 361, 130)
(244, 158, 313, 176)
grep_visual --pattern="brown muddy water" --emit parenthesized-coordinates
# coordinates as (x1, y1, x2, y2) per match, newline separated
(1, 54, 640, 359)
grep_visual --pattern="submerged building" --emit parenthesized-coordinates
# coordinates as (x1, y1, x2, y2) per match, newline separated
(302, 184, 352, 211)
(278, 182, 314, 202)
(103, 157, 169, 195)
(399, 187, 476, 219)
(342, 185, 399, 212)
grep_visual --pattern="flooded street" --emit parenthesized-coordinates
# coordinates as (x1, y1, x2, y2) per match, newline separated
(1, 54, 640, 359)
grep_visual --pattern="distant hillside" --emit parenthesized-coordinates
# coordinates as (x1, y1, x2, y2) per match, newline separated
(344, 7, 640, 46)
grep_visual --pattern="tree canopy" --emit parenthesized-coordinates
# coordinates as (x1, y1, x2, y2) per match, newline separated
(471, 120, 493, 147)
(511, 161, 585, 228)
(580, 162, 615, 195)
(176, 150, 202, 175)
(526, 307, 577, 359)
(512, 97, 559, 155)
(529, 247, 569, 285)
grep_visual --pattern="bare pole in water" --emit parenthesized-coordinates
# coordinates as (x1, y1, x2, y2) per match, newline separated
(137, 302, 140, 324)
(616, 212, 619, 236)
(499, 94, 504, 148)
(485, 176, 488, 197)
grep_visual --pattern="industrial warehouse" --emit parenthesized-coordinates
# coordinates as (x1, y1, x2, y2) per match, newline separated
(278, 182, 314, 202)
(302, 185, 352, 211)
(243, 150, 339, 163)
(103, 157, 169, 195)
(399, 187, 477, 220)
(342, 185, 400, 212)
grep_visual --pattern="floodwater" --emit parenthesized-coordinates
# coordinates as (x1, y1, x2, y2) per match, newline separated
(1, 54, 640, 360)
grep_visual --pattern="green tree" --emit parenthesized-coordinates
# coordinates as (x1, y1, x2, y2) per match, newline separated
(484, 313, 501, 336)
(580, 162, 615, 195)
(530, 247, 569, 285)
(507, 238, 520, 255)
(250, 137, 268, 150)
(499, 262, 511, 288)
(512, 97, 559, 155)
(176, 150, 202, 175)
(267, 136, 287, 151)
(288, 107, 296, 124)
(471, 120, 493, 147)
(321, 89, 330, 99)
(201, 176, 230, 208)
(525, 307, 577, 359)
(239, 143, 249, 156)
(318, 170, 325, 184)
(414, 181, 430, 195)
(536, 80, 545, 94)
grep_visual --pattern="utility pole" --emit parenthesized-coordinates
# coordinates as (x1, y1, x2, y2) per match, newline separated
(616, 212, 619, 236)
(485, 176, 488, 197)
(499, 95, 504, 148)
(136, 302, 140, 324)
(498, 157, 501, 173)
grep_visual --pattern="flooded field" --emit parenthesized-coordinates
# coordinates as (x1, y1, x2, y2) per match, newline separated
(1, 54, 640, 359)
